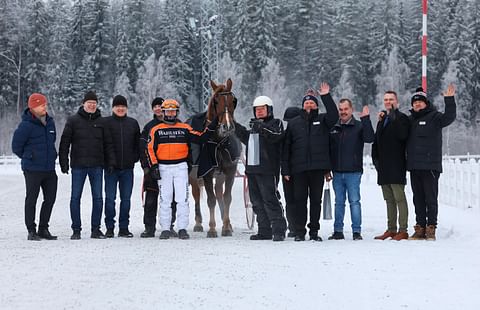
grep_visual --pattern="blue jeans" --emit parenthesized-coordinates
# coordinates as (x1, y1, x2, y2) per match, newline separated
(70, 167, 103, 231)
(332, 172, 362, 233)
(104, 168, 134, 229)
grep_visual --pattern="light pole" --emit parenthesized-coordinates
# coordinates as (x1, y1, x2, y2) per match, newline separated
(189, 0, 221, 113)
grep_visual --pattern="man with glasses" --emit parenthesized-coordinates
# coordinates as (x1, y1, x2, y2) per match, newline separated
(59, 90, 115, 240)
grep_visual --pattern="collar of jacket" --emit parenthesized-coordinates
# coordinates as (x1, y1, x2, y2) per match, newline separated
(78, 106, 101, 120)
(334, 116, 356, 129)
(112, 113, 127, 120)
(410, 106, 433, 119)
(302, 108, 319, 121)
(22, 108, 51, 125)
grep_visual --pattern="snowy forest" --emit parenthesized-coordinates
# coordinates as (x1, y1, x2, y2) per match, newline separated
(0, 0, 479, 155)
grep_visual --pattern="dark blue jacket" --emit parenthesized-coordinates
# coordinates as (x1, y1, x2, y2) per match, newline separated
(12, 108, 57, 171)
(329, 115, 374, 173)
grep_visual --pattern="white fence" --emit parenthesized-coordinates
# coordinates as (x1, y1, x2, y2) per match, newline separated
(440, 155, 480, 210)
(2, 154, 479, 210)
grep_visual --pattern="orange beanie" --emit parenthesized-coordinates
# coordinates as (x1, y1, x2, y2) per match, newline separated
(28, 93, 47, 109)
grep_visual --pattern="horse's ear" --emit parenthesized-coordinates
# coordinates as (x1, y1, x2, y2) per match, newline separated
(210, 80, 218, 91)
(226, 78, 232, 91)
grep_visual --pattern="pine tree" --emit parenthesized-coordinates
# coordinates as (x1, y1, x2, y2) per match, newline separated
(44, 0, 72, 115)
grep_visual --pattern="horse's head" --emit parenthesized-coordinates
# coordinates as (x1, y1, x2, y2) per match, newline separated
(207, 78, 236, 138)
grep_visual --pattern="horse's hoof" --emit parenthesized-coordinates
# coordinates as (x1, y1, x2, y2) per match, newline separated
(193, 224, 203, 232)
(207, 230, 218, 238)
(221, 229, 232, 237)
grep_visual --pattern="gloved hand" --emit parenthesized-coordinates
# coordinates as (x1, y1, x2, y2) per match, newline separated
(150, 164, 161, 180)
(106, 166, 115, 174)
(249, 118, 264, 132)
(61, 165, 69, 174)
(207, 116, 219, 130)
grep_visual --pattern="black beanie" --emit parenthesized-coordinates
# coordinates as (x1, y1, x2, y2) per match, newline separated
(151, 97, 164, 109)
(411, 87, 428, 106)
(83, 90, 98, 103)
(302, 95, 319, 107)
(112, 95, 127, 107)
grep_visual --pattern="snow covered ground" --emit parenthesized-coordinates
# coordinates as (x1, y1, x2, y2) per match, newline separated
(0, 164, 479, 310)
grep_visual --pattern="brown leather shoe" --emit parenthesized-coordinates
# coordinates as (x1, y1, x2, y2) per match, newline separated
(392, 231, 408, 241)
(374, 230, 397, 240)
(425, 225, 436, 241)
(409, 225, 426, 240)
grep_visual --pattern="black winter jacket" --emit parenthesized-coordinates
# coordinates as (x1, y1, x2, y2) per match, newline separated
(281, 93, 339, 175)
(104, 114, 140, 170)
(235, 116, 284, 176)
(406, 96, 456, 172)
(59, 107, 115, 170)
(139, 116, 161, 169)
(329, 115, 374, 173)
(372, 109, 410, 185)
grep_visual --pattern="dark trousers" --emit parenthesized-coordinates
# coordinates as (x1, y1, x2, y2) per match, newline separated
(143, 173, 176, 230)
(293, 169, 326, 237)
(104, 168, 134, 229)
(281, 176, 295, 232)
(248, 174, 287, 236)
(410, 170, 440, 227)
(23, 170, 58, 232)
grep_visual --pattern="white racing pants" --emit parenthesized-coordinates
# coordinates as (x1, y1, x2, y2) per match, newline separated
(157, 162, 189, 231)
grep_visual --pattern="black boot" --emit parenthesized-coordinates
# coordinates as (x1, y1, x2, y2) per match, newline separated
(105, 228, 114, 238)
(38, 228, 58, 240)
(273, 234, 285, 242)
(250, 234, 272, 240)
(328, 231, 345, 240)
(178, 229, 190, 240)
(294, 235, 305, 242)
(28, 230, 41, 241)
(353, 232, 363, 241)
(140, 227, 155, 238)
(118, 228, 133, 238)
(70, 230, 81, 240)
(159, 230, 171, 239)
(91, 229, 106, 239)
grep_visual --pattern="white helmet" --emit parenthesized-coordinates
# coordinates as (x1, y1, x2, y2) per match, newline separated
(253, 96, 273, 107)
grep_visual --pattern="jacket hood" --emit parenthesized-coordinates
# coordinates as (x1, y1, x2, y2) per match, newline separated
(22, 108, 50, 124)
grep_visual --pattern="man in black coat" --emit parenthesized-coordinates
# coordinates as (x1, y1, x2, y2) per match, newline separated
(235, 96, 287, 241)
(407, 85, 456, 240)
(59, 90, 116, 240)
(281, 107, 301, 238)
(328, 99, 374, 241)
(138, 98, 177, 238)
(282, 83, 339, 241)
(372, 91, 411, 241)
(103, 95, 140, 238)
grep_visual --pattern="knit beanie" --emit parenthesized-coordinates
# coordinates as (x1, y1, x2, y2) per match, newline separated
(28, 93, 47, 109)
(112, 95, 128, 107)
(83, 90, 98, 103)
(411, 87, 428, 106)
(302, 95, 319, 107)
(151, 97, 164, 109)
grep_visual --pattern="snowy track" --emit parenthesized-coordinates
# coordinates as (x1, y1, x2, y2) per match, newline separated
(1, 168, 479, 310)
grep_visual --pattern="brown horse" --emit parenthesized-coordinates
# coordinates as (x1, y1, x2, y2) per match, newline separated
(188, 78, 240, 237)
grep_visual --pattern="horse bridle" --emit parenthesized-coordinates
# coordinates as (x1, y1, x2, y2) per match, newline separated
(213, 91, 237, 131)
(212, 91, 237, 116)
